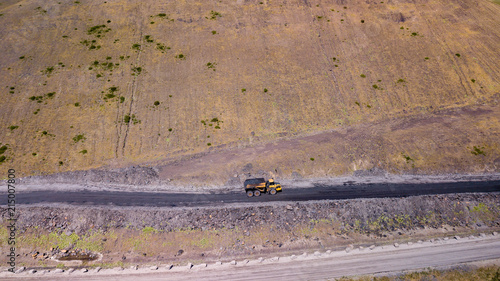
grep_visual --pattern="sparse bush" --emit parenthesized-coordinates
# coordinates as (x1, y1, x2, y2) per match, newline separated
(87, 25, 111, 36)
(471, 146, 485, 156)
(207, 10, 221, 20)
(212, 30, 217, 35)
(455, 53, 461, 57)
(154, 101, 160, 106)
(372, 84, 378, 89)
(175, 54, 185, 59)
(131, 66, 142, 75)
(241, 88, 246, 93)
(310, 157, 315, 161)
(42, 66, 54, 76)
(471, 79, 476, 83)
(360, 74, 366, 78)
(79, 149, 87, 154)
(132, 43, 141, 51)
(0, 145, 8, 155)
(120, 97, 125, 103)
(8, 125, 18, 130)
(73, 134, 86, 143)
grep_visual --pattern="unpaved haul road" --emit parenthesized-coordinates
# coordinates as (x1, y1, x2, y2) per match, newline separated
(4, 235, 500, 280)
(7, 180, 500, 207)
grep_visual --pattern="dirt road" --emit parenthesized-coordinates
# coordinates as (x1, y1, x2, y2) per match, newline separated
(8, 180, 500, 207)
(3, 234, 500, 280)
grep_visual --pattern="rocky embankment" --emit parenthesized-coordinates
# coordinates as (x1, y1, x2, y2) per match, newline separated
(1, 192, 499, 269)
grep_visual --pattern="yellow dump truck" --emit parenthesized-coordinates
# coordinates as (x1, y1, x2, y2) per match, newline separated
(244, 178, 282, 197)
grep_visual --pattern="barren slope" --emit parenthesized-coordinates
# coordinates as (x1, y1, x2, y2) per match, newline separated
(0, 0, 499, 179)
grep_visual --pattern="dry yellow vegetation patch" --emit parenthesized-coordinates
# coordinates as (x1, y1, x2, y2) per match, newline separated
(0, 0, 499, 177)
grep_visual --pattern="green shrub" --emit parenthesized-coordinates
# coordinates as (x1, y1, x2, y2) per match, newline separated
(360, 74, 366, 78)
(471, 146, 485, 156)
(73, 134, 86, 143)
(8, 125, 19, 130)
(154, 101, 160, 106)
(79, 149, 87, 154)
(207, 10, 221, 20)
(0, 145, 8, 155)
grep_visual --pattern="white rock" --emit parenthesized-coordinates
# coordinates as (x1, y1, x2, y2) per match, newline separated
(214, 261, 222, 266)
(95, 267, 101, 272)
(394, 243, 400, 248)
(54, 269, 64, 273)
(407, 242, 413, 246)
(314, 251, 321, 256)
(454, 236, 460, 240)
(67, 268, 75, 273)
(187, 263, 193, 269)
(290, 255, 297, 260)
(257, 257, 264, 263)
(149, 266, 158, 270)
(230, 260, 237, 265)
(15, 267, 26, 274)
(28, 269, 37, 274)
(242, 259, 249, 264)
(81, 268, 88, 273)
(326, 250, 332, 254)
(493, 232, 498, 236)
(165, 264, 173, 270)
(369, 245, 376, 250)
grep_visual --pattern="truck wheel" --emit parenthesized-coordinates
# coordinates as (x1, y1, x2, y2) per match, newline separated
(270, 189, 277, 195)
(246, 190, 254, 197)
(254, 190, 261, 197)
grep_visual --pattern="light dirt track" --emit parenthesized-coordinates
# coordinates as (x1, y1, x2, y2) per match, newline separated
(3, 235, 500, 280)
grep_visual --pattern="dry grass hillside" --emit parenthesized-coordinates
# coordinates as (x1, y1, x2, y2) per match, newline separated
(0, 0, 499, 181)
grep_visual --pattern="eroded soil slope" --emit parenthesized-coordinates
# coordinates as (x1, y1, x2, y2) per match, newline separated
(0, 0, 499, 178)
